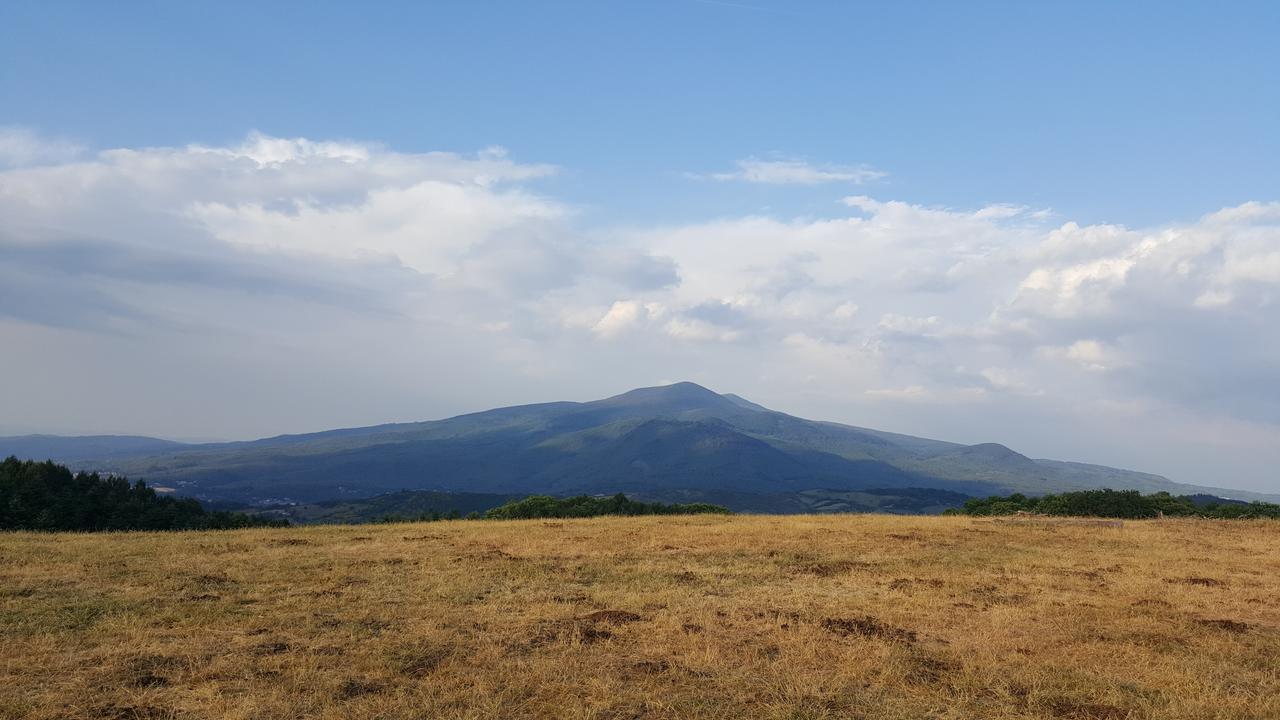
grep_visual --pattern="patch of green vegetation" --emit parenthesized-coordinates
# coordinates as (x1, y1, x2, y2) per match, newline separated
(0, 590, 128, 636)
(267, 490, 521, 525)
(484, 493, 732, 520)
(373, 509, 472, 523)
(947, 489, 1280, 519)
(0, 456, 286, 531)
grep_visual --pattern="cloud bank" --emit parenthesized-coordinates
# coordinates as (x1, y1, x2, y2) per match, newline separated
(2, 132, 1278, 491)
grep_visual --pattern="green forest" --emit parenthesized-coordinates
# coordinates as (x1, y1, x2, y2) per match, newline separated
(0, 456, 285, 531)
(483, 493, 731, 520)
(948, 488, 1280, 519)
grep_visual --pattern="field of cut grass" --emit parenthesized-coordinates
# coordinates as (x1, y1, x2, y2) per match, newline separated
(2, 515, 1278, 719)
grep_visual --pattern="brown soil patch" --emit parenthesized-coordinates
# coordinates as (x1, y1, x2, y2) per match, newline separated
(390, 643, 453, 677)
(252, 641, 292, 655)
(821, 616, 918, 643)
(336, 679, 384, 699)
(529, 619, 614, 646)
(121, 655, 185, 689)
(1167, 576, 1225, 587)
(581, 609, 643, 624)
(632, 659, 670, 674)
(1196, 618, 1250, 633)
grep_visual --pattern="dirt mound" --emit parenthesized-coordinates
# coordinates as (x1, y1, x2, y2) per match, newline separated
(336, 679, 384, 700)
(821, 616, 918, 643)
(581, 609, 642, 624)
(529, 619, 614, 645)
(1196, 618, 1249, 633)
(1167, 576, 1225, 587)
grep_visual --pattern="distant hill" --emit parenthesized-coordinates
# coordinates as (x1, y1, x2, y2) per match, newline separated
(0, 435, 189, 461)
(3, 382, 1275, 512)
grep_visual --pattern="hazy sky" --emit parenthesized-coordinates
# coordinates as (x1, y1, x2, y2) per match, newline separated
(2, 2, 1279, 491)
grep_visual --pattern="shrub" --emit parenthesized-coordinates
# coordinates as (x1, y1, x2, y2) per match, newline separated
(952, 487, 1280, 519)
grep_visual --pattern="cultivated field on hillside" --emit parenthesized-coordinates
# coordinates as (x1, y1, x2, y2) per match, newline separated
(2, 516, 1277, 720)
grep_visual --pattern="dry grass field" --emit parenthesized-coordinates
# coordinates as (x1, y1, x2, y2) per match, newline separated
(2, 515, 1278, 720)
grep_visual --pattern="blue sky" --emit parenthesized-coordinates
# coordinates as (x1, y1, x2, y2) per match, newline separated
(5, 1, 1277, 227)
(3, 2, 1280, 492)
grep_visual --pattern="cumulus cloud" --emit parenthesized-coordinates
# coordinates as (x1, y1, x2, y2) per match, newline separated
(1039, 340, 1130, 373)
(663, 316, 742, 343)
(593, 300, 648, 338)
(0, 131, 678, 327)
(604, 193, 1280, 489)
(2, 132, 1280, 491)
(0, 126, 85, 168)
(699, 157, 885, 185)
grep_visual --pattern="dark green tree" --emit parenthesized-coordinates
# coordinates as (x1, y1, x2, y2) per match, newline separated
(0, 456, 286, 531)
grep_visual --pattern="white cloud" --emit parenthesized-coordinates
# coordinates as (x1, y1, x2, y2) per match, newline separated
(663, 317, 741, 342)
(701, 157, 885, 185)
(979, 367, 1042, 396)
(1039, 340, 1130, 373)
(831, 301, 859, 319)
(865, 385, 928, 400)
(593, 300, 647, 338)
(3, 133, 1280, 491)
(0, 127, 84, 168)
(878, 313, 941, 336)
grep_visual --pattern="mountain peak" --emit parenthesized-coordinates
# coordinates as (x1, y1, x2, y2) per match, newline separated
(602, 381, 720, 400)
(596, 382, 739, 412)
(943, 442, 1038, 468)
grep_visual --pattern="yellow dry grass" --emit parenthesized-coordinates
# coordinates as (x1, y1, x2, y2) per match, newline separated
(1, 515, 1278, 720)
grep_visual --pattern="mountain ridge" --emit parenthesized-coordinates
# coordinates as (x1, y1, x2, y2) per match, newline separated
(3, 382, 1276, 509)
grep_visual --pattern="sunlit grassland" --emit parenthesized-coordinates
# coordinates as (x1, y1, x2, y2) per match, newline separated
(2, 515, 1278, 719)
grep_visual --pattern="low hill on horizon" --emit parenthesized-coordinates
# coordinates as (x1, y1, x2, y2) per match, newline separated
(3, 382, 1275, 511)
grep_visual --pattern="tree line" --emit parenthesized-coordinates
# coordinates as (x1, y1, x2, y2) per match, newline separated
(374, 509, 474, 523)
(483, 493, 731, 520)
(0, 456, 286, 531)
(947, 488, 1280, 519)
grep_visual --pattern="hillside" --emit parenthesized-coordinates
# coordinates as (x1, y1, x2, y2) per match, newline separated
(2, 515, 1277, 719)
(0, 457, 280, 532)
(242, 490, 521, 525)
(266, 486, 977, 524)
(3, 382, 1273, 511)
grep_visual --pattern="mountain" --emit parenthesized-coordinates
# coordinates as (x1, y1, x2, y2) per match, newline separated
(3, 382, 1275, 511)
(0, 435, 190, 461)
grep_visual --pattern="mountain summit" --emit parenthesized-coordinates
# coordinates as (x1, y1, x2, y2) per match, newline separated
(596, 381, 744, 414)
(3, 382, 1271, 510)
